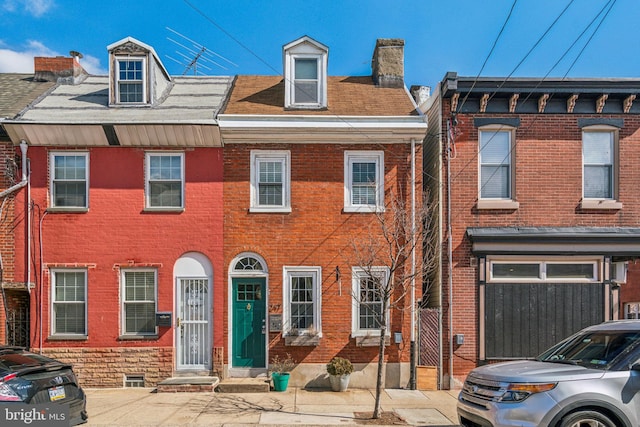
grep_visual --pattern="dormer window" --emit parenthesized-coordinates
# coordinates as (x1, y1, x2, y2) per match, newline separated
(107, 37, 172, 107)
(293, 58, 319, 104)
(117, 58, 145, 103)
(283, 36, 328, 109)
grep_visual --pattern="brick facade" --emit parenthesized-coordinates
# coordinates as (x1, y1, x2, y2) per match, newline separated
(12, 146, 224, 386)
(428, 75, 640, 388)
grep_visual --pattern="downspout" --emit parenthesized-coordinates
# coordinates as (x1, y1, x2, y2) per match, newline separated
(0, 141, 29, 198)
(409, 137, 416, 390)
(446, 120, 454, 389)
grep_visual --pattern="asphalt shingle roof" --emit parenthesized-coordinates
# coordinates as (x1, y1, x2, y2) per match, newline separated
(0, 74, 55, 119)
(223, 75, 419, 116)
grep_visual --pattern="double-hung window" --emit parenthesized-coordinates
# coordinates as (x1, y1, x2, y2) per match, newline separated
(117, 58, 145, 103)
(344, 151, 384, 212)
(293, 58, 319, 105)
(145, 152, 184, 209)
(50, 152, 88, 209)
(283, 267, 322, 336)
(583, 130, 615, 200)
(250, 151, 291, 212)
(51, 270, 87, 336)
(351, 267, 390, 337)
(479, 129, 513, 200)
(121, 270, 157, 336)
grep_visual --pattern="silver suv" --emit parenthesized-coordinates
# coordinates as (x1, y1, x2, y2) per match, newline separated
(457, 320, 640, 427)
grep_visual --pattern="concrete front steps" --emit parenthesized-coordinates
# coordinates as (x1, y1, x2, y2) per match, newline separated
(156, 376, 271, 393)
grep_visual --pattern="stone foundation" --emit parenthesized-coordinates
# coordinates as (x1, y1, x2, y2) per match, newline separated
(41, 347, 174, 388)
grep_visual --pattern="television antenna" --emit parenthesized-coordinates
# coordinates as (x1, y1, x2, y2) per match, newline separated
(165, 27, 238, 75)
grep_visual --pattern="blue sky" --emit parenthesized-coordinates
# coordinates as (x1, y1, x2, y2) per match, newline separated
(0, 0, 637, 89)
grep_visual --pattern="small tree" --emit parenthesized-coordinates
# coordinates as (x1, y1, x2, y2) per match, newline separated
(349, 189, 439, 419)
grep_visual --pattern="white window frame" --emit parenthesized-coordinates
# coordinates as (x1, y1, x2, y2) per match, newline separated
(282, 266, 322, 336)
(351, 266, 390, 337)
(250, 150, 291, 213)
(145, 152, 185, 210)
(283, 38, 328, 109)
(344, 151, 384, 213)
(51, 269, 87, 336)
(49, 152, 89, 210)
(115, 57, 147, 104)
(487, 256, 601, 283)
(582, 127, 617, 201)
(478, 127, 515, 201)
(120, 269, 158, 336)
(291, 56, 320, 106)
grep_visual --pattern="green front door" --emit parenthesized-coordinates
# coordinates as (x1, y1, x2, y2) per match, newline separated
(232, 277, 266, 368)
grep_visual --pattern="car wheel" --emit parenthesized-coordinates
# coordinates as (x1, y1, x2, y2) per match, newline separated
(559, 410, 616, 427)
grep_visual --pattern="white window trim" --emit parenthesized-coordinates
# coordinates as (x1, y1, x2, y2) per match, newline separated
(351, 266, 391, 337)
(250, 150, 291, 213)
(144, 152, 185, 210)
(48, 151, 89, 211)
(477, 127, 518, 209)
(51, 269, 87, 337)
(285, 54, 327, 109)
(120, 268, 158, 336)
(487, 256, 602, 283)
(282, 266, 322, 337)
(581, 126, 621, 209)
(115, 56, 147, 104)
(344, 151, 385, 213)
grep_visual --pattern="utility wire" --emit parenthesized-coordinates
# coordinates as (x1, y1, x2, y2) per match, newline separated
(446, 0, 618, 225)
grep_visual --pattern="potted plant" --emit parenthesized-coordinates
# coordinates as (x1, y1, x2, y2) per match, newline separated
(326, 356, 353, 392)
(270, 353, 295, 392)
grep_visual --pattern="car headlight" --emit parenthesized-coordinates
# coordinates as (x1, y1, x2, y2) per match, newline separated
(500, 382, 557, 402)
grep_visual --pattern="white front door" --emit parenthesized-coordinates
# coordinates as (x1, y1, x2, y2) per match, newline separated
(176, 278, 211, 370)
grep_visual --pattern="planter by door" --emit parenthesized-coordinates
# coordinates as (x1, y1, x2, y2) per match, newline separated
(329, 374, 350, 392)
(272, 372, 290, 392)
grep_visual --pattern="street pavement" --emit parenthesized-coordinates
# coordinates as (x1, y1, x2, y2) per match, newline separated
(84, 387, 461, 426)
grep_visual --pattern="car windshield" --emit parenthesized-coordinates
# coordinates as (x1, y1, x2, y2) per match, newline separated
(538, 330, 640, 369)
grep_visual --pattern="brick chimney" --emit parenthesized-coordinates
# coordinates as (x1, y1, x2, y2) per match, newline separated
(34, 55, 87, 84)
(371, 38, 404, 88)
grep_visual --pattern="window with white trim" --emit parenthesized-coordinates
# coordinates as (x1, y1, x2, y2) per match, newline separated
(51, 270, 87, 336)
(121, 269, 157, 335)
(49, 152, 88, 209)
(351, 267, 390, 337)
(283, 37, 328, 109)
(116, 58, 146, 103)
(344, 151, 384, 212)
(145, 152, 184, 209)
(283, 267, 322, 335)
(250, 151, 291, 212)
(479, 129, 513, 199)
(488, 258, 599, 283)
(583, 129, 616, 200)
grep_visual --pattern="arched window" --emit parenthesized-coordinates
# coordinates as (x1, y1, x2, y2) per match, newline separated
(233, 256, 265, 272)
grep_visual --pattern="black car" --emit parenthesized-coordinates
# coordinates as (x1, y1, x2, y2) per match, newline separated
(0, 346, 87, 425)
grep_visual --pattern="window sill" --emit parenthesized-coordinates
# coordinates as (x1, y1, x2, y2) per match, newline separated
(249, 206, 292, 214)
(353, 335, 390, 347)
(284, 335, 320, 346)
(476, 200, 520, 210)
(343, 206, 385, 214)
(580, 199, 623, 210)
(46, 207, 89, 213)
(118, 334, 159, 341)
(48, 335, 88, 341)
(143, 207, 184, 213)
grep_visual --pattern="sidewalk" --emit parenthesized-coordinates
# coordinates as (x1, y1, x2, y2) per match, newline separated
(84, 387, 461, 426)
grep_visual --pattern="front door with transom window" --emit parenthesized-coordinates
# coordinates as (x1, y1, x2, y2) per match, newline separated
(176, 278, 211, 370)
(232, 277, 266, 368)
